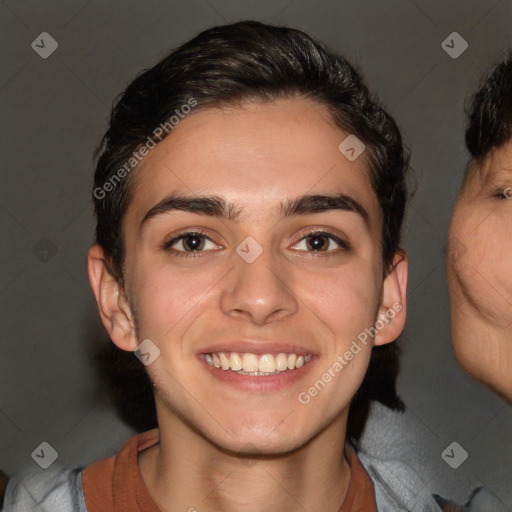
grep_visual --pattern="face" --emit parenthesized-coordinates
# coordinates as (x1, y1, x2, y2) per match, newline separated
(447, 138, 512, 401)
(89, 97, 407, 455)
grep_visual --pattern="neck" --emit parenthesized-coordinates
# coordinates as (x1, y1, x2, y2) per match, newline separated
(139, 405, 352, 512)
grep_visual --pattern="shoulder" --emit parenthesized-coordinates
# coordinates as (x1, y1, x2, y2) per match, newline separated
(356, 402, 447, 510)
(357, 401, 510, 512)
(1, 466, 87, 512)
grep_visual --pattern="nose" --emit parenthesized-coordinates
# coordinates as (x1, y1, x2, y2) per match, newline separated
(219, 237, 298, 325)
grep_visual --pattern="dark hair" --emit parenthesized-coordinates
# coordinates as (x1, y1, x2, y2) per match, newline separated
(93, 20, 409, 442)
(465, 51, 512, 161)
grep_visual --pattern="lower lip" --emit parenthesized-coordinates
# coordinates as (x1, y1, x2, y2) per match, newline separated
(198, 355, 317, 392)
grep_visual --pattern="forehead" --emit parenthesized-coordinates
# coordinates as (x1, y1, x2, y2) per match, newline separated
(466, 138, 512, 186)
(125, 97, 381, 229)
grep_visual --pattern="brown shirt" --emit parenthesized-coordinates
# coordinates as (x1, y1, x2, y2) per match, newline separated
(82, 429, 377, 512)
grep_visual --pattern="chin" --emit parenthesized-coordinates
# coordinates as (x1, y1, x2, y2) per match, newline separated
(205, 417, 315, 456)
(217, 433, 307, 457)
(457, 357, 512, 404)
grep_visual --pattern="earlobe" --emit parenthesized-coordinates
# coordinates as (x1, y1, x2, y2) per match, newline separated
(87, 244, 138, 351)
(374, 250, 408, 346)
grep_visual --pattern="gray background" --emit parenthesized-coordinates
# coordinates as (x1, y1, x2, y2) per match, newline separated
(1, 0, 511, 508)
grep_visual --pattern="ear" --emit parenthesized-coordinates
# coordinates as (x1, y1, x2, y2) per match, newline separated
(87, 244, 138, 351)
(374, 250, 408, 346)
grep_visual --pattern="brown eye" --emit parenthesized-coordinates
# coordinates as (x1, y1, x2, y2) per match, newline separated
(292, 231, 350, 253)
(179, 233, 206, 251)
(305, 234, 330, 251)
(162, 230, 218, 258)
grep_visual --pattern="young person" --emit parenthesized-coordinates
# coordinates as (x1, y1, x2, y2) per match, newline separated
(447, 52, 512, 404)
(3, 20, 410, 511)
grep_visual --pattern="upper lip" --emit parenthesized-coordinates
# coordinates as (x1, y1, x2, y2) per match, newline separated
(198, 340, 317, 356)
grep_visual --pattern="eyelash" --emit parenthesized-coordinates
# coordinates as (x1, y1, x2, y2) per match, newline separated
(161, 229, 350, 259)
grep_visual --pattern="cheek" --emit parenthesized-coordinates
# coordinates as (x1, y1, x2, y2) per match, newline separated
(453, 213, 512, 319)
(129, 261, 220, 341)
(477, 218, 512, 309)
(296, 263, 381, 349)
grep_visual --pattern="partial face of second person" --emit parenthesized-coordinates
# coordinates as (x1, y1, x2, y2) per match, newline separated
(89, 97, 407, 455)
(448, 138, 512, 402)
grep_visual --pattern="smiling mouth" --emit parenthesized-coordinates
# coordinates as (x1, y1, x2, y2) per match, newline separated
(203, 352, 313, 376)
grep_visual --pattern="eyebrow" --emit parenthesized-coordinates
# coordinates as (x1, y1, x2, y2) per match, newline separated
(140, 192, 370, 230)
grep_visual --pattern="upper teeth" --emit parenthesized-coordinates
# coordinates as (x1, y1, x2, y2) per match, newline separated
(204, 352, 312, 373)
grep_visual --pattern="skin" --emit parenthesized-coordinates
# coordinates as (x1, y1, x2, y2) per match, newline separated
(447, 138, 512, 403)
(88, 97, 408, 512)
